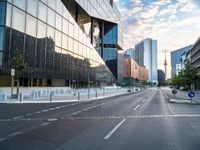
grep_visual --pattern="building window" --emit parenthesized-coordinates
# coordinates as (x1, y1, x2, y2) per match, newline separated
(27, 0, 37, 17)
(37, 21, 46, 38)
(0, 2, 6, 26)
(56, 0, 63, 15)
(40, 0, 48, 5)
(6, 4, 12, 27)
(48, 8, 55, 27)
(0, 27, 4, 51)
(12, 7, 25, 32)
(13, 0, 26, 10)
(26, 15, 37, 37)
(62, 34, 68, 49)
(38, 1, 47, 22)
(56, 14, 62, 31)
(0, 51, 2, 66)
(55, 30, 62, 47)
(48, 0, 56, 10)
(62, 18, 68, 35)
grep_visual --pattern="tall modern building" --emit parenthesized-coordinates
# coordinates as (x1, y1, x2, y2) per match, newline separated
(158, 69, 165, 85)
(124, 48, 135, 60)
(117, 51, 124, 83)
(171, 45, 193, 78)
(0, 0, 123, 86)
(191, 37, 200, 89)
(135, 38, 158, 84)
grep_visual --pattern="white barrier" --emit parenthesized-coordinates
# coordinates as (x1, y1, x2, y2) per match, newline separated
(0, 93, 7, 101)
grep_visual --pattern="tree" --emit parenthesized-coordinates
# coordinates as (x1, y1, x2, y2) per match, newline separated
(171, 61, 199, 90)
(181, 61, 198, 88)
(141, 80, 148, 87)
(9, 49, 26, 97)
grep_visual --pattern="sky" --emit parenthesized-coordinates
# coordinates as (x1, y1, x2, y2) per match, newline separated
(114, 0, 200, 79)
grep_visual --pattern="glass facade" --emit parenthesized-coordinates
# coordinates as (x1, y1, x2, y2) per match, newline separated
(0, 0, 122, 86)
(171, 45, 193, 78)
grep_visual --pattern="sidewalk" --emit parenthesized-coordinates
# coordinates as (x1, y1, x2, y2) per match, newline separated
(161, 87, 200, 104)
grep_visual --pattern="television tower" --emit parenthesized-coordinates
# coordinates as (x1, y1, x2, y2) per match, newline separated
(164, 50, 168, 80)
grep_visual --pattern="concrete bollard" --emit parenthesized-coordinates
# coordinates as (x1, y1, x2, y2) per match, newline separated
(18, 93, 23, 102)
(38, 91, 41, 97)
(42, 90, 46, 96)
(0, 93, 7, 101)
(35, 92, 38, 99)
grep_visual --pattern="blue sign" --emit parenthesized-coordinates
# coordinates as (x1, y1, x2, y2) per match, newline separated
(188, 91, 195, 98)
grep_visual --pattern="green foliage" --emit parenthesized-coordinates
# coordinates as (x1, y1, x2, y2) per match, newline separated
(141, 80, 148, 87)
(171, 61, 199, 87)
(9, 49, 26, 77)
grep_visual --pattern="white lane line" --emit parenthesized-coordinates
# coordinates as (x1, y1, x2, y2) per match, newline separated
(40, 122, 50, 127)
(26, 113, 32, 116)
(13, 116, 23, 119)
(104, 119, 126, 140)
(42, 109, 49, 112)
(142, 99, 146, 103)
(8, 131, 23, 138)
(133, 104, 140, 111)
(0, 137, 6, 142)
(36, 111, 41, 114)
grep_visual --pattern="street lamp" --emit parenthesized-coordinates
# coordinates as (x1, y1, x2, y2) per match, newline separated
(87, 72, 90, 99)
(11, 69, 15, 98)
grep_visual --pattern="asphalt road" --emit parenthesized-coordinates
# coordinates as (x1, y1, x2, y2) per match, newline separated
(1, 87, 200, 150)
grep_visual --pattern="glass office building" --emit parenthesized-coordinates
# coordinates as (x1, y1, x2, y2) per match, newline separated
(0, 0, 123, 86)
(171, 45, 193, 78)
(135, 38, 158, 84)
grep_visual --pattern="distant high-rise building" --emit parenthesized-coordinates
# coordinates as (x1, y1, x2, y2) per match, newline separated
(171, 45, 193, 78)
(125, 48, 135, 60)
(158, 69, 165, 85)
(135, 38, 158, 84)
(164, 50, 168, 80)
(117, 52, 124, 83)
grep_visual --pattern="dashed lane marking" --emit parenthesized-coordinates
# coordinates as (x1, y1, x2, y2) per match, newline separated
(8, 131, 23, 138)
(47, 118, 58, 122)
(133, 105, 140, 111)
(40, 122, 50, 127)
(104, 119, 126, 140)
(13, 116, 23, 120)
(142, 99, 146, 103)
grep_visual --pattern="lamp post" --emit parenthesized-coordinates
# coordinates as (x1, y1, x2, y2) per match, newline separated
(87, 72, 90, 99)
(11, 69, 15, 98)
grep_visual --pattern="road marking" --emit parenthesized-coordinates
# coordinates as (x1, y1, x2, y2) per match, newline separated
(49, 108, 55, 111)
(36, 111, 41, 114)
(0, 137, 6, 142)
(13, 116, 23, 119)
(104, 119, 126, 140)
(42, 109, 49, 112)
(40, 122, 50, 127)
(26, 113, 32, 116)
(8, 131, 23, 138)
(133, 104, 140, 111)
(142, 99, 146, 103)
(47, 118, 58, 122)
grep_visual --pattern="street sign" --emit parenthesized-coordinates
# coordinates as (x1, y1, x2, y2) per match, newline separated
(188, 91, 195, 98)
(11, 69, 15, 76)
(172, 89, 177, 94)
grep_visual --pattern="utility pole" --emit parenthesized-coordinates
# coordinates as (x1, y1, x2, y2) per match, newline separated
(164, 50, 168, 81)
